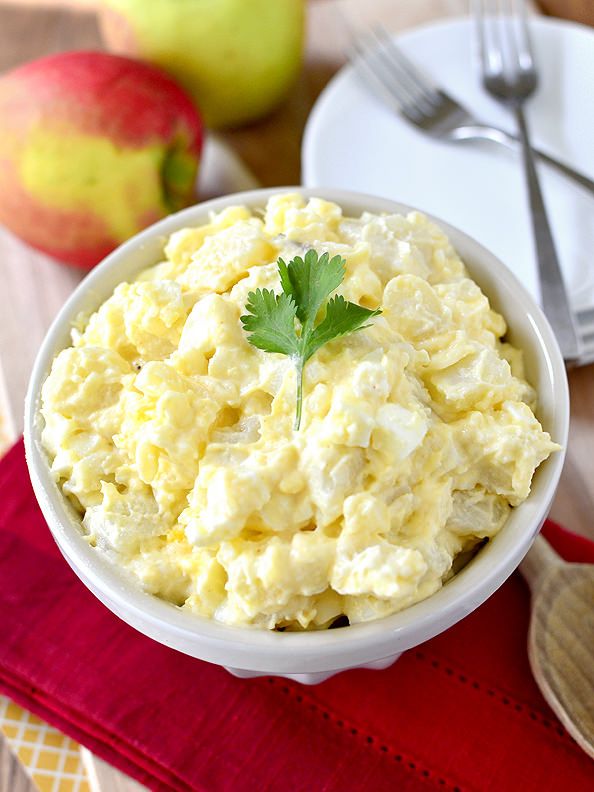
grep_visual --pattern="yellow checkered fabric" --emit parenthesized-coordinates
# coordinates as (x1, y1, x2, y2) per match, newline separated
(0, 695, 89, 792)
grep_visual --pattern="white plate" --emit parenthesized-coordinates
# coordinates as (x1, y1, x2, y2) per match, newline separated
(303, 16, 594, 312)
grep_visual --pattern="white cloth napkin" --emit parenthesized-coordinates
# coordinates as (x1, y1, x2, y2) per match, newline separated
(198, 135, 260, 199)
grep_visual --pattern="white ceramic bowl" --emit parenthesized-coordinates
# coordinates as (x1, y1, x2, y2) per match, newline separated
(24, 188, 569, 684)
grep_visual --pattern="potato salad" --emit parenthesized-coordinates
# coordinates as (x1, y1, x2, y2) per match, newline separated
(40, 194, 558, 629)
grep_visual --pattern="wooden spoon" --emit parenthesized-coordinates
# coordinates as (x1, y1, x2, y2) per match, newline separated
(0, 732, 36, 792)
(80, 748, 147, 792)
(520, 534, 594, 759)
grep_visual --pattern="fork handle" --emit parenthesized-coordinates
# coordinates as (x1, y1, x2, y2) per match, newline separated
(451, 125, 594, 196)
(514, 106, 581, 362)
(530, 145, 594, 195)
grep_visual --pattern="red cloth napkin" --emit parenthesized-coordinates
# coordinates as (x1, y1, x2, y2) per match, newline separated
(1, 438, 592, 792)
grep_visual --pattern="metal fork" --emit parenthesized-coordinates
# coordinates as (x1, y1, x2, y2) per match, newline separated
(350, 22, 593, 364)
(475, 0, 580, 362)
(350, 27, 594, 197)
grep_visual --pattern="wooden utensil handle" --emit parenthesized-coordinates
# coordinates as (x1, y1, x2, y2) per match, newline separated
(81, 748, 147, 792)
(520, 533, 563, 592)
(0, 733, 36, 792)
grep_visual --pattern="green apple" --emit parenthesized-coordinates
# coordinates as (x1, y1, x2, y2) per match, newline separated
(99, 0, 305, 128)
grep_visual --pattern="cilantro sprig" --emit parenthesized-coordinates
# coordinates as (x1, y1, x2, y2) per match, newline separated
(240, 250, 381, 430)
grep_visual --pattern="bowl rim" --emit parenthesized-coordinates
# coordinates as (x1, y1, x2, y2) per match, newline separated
(24, 186, 569, 673)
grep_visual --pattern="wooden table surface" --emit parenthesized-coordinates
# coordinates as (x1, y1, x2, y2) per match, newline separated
(0, 1, 592, 790)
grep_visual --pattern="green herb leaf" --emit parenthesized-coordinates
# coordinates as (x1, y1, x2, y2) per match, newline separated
(240, 250, 381, 429)
(240, 289, 299, 357)
(303, 295, 381, 361)
(278, 250, 345, 326)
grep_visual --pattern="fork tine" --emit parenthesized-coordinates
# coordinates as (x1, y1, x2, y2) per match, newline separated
(372, 24, 442, 107)
(474, 0, 488, 75)
(350, 38, 426, 124)
(364, 31, 438, 117)
(351, 33, 437, 124)
(512, 0, 535, 71)
(475, 0, 504, 79)
(362, 31, 431, 111)
(496, 0, 535, 82)
(500, 0, 517, 76)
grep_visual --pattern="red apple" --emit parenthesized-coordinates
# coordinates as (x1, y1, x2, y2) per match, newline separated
(0, 51, 204, 269)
